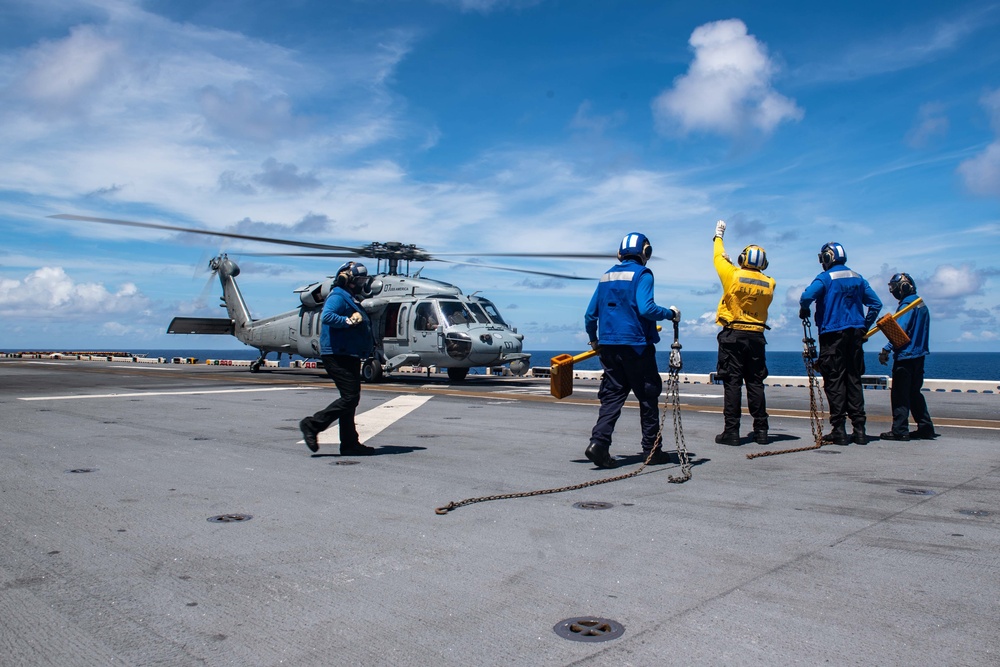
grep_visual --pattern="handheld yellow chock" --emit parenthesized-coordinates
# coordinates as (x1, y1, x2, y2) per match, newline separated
(549, 326, 661, 399)
(864, 297, 923, 347)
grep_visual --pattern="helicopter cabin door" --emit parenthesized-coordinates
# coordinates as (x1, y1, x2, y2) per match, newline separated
(385, 303, 407, 347)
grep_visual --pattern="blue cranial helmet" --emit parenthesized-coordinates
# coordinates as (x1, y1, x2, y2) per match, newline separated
(819, 242, 847, 270)
(336, 261, 369, 288)
(617, 232, 653, 264)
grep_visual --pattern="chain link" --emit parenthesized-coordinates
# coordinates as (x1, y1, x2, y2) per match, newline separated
(436, 334, 690, 514)
(746, 319, 827, 460)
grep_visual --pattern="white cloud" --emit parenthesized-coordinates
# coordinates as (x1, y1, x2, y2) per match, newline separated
(569, 100, 626, 135)
(0, 266, 150, 317)
(800, 11, 986, 83)
(958, 330, 999, 342)
(198, 81, 308, 143)
(0, 4, 412, 222)
(906, 102, 949, 148)
(433, 0, 543, 13)
(652, 19, 802, 137)
(958, 88, 1000, 197)
(922, 263, 988, 300)
(11, 24, 123, 116)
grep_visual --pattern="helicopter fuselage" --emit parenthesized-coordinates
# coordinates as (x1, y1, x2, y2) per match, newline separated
(168, 255, 530, 381)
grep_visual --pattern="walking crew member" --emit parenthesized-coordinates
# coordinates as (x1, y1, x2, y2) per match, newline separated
(584, 232, 680, 469)
(799, 242, 881, 445)
(878, 273, 936, 441)
(300, 262, 376, 456)
(711, 220, 775, 446)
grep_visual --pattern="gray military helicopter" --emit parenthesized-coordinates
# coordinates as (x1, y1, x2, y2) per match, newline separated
(52, 214, 602, 381)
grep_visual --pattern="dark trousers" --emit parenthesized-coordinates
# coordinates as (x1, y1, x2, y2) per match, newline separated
(590, 345, 662, 452)
(890, 356, 934, 435)
(716, 329, 769, 434)
(303, 354, 362, 446)
(817, 328, 866, 430)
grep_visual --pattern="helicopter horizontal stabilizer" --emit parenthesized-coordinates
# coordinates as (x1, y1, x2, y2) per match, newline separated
(167, 317, 235, 335)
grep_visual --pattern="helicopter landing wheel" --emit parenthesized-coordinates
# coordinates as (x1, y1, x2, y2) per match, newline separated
(361, 359, 383, 383)
(250, 361, 262, 373)
(447, 367, 468, 382)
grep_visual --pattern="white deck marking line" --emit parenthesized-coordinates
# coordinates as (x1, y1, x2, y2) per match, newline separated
(19, 386, 318, 401)
(309, 394, 434, 445)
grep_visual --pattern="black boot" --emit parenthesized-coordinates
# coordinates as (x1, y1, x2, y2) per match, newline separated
(585, 442, 617, 469)
(642, 448, 673, 465)
(851, 426, 869, 445)
(821, 425, 848, 446)
(300, 419, 319, 453)
(752, 430, 769, 445)
(341, 441, 376, 456)
(715, 431, 741, 446)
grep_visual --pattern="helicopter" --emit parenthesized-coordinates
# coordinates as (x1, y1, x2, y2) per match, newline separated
(51, 214, 603, 381)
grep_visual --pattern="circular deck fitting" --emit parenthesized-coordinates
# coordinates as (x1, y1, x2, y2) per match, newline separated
(813, 450, 841, 454)
(897, 488, 936, 496)
(553, 617, 625, 642)
(957, 509, 990, 517)
(66, 467, 98, 473)
(191, 437, 211, 441)
(207, 513, 253, 523)
(573, 501, 613, 510)
(333, 460, 359, 466)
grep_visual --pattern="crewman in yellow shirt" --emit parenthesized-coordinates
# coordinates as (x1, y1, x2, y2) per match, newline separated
(712, 220, 775, 446)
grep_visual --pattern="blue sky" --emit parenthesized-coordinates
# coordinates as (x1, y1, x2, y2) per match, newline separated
(1, 0, 998, 353)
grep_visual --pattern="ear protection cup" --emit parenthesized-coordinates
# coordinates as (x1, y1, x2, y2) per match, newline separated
(818, 242, 846, 270)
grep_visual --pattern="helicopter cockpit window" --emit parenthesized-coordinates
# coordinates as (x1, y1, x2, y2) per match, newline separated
(466, 302, 491, 324)
(414, 303, 440, 331)
(439, 301, 473, 325)
(478, 300, 507, 327)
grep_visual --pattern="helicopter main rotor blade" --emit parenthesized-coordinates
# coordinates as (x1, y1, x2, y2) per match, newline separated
(432, 251, 611, 260)
(434, 258, 593, 281)
(49, 214, 368, 254)
(238, 251, 362, 258)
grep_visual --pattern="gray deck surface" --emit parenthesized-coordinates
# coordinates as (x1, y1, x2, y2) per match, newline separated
(2, 359, 998, 666)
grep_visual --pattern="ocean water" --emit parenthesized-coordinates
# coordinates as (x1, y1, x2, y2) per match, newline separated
(532, 350, 1000, 381)
(6, 348, 999, 381)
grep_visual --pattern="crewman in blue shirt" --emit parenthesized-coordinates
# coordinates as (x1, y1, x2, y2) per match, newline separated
(799, 242, 882, 445)
(878, 273, 936, 441)
(300, 262, 376, 456)
(584, 232, 680, 468)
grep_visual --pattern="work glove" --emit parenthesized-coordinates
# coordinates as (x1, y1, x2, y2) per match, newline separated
(864, 308, 880, 332)
(878, 349, 890, 366)
(798, 306, 811, 320)
(589, 340, 600, 352)
(348, 311, 363, 326)
(714, 220, 726, 239)
(669, 306, 681, 322)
